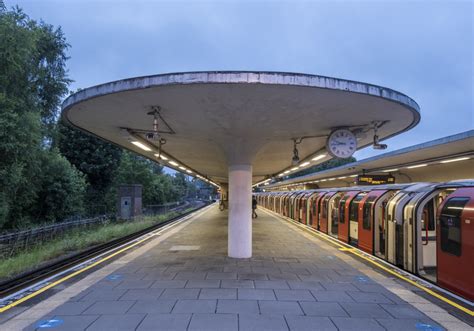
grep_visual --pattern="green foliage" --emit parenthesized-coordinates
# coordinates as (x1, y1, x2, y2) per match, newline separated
(0, 212, 176, 280)
(0, 6, 70, 139)
(57, 122, 122, 191)
(112, 152, 191, 205)
(0, 5, 203, 230)
(33, 149, 87, 222)
(57, 122, 122, 214)
(0, 6, 76, 229)
(287, 157, 357, 179)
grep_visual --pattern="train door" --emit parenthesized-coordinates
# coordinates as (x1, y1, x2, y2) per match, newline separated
(310, 193, 322, 229)
(289, 194, 294, 218)
(295, 192, 304, 221)
(320, 192, 336, 234)
(315, 192, 328, 230)
(338, 191, 358, 243)
(283, 194, 290, 216)
(300, 194, 308, 223)
(404, 190, 438, 275)
(294, 194, 301, 221)
(374, 191, 397, 259)
(306, 192, 318, 226)
(349, 192, 367, 247)
(437, 188, 474, 300)
(358, 191, 387, 254)
(328, 192, 344, 238)
(414, 189, 453, 281)
(292, 192, 302, 220)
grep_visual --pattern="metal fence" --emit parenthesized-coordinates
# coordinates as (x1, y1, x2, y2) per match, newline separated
(0, 200, 194, 258)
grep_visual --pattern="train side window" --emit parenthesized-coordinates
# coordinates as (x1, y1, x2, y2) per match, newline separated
(439, 197, 469, 257)
(421, 199, 435, 231)
(349, 193, 366, 222)
(339, 195, 349, 224)
(363, 196, 377, 230)
(322, 196, 330, 218)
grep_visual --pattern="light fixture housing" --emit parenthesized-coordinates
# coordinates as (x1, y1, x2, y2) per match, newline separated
(131, 141, 152, 151)
(312, 153, 327, 161)
(406, 163, 428, 169)
(440, 157, 470, 163)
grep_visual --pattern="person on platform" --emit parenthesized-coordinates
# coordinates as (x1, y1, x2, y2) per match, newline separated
(252, 196, 258, 218)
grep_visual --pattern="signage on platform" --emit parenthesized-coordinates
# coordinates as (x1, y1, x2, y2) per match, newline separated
(357, 174, 395, 185)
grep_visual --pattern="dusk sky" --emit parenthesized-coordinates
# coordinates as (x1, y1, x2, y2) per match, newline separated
(8, 0, 473, 161)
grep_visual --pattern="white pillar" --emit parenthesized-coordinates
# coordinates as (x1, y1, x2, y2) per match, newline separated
(228, 164, 252, 258)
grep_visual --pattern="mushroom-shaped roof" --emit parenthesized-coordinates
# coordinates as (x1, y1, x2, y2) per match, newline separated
(62, 71, 420, 185)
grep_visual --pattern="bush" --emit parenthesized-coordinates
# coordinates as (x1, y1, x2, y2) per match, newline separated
(33, 149, 87, 222)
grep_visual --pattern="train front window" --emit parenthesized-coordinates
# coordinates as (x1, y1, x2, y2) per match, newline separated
(439, 197, 469, 257)
(363, 196, 377, 230)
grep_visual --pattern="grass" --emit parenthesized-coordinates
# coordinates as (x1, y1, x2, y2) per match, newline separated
(0, 211, 182, 281)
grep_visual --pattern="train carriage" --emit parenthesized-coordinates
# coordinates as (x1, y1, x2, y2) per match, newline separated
(256, 180, 474, 300)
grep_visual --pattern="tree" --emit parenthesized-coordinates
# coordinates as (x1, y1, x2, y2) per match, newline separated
(33, 150, 86, 223)
(57, 122, 122, 214)
(286, 157, 357, 179)
(0, 6, 74, 229)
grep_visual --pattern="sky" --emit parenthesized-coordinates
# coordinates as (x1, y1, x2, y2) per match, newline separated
(7, 0, 473, 161)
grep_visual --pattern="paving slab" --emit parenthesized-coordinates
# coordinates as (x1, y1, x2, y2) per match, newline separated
(188, 313, 238, 331)
(172, 299, 217, 313)
(199, 288, 237, 299)
(136, 313, 191, 331)
(300, 301, 348, 317)
(285, 316, 337, 331)
(85, 314, 145, 330)
(127, 300, 175, 314)
(217, 299, 260, 314)
(239, 314, 289, 331)
(330, 317, 385, 331)
(238, 288, 276, 300)
(259, 300, 304, 315)
(118, 288, 164, 301)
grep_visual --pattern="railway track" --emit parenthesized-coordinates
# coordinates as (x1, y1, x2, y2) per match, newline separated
(0, 202, 210, 300)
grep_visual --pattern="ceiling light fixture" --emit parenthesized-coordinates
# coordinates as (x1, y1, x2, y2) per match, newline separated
(440, 157, 470, 163)
(131, 141, 152, 151)
(312, 153, 327, 161)
(406, 163, 428, 169)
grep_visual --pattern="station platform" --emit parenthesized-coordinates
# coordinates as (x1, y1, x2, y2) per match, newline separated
(1, 205, 471, 331)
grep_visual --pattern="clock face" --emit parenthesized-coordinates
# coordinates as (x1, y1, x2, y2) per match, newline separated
(326, 129, 357, 158)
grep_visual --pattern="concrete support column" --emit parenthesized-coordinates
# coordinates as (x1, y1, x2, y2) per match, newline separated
(228, 164, 252, 258)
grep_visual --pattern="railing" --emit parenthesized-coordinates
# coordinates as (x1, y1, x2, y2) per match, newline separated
(0, 200, 195, 258)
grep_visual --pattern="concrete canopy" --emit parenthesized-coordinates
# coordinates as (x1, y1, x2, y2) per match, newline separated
(62, 71, 420, 185)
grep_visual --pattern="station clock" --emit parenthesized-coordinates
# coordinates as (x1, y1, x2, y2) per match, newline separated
(326, 129, 357, 159)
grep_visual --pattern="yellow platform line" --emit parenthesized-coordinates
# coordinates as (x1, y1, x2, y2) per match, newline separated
(261, 208, 474, 316)
(0, 206, 209, 314)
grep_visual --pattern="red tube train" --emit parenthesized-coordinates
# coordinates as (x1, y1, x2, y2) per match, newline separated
(256, 180, 474, 301)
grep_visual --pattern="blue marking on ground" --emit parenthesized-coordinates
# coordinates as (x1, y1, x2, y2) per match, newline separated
(36, 319, 64, 328)
(106, 274, 123, 281)
(355, 276, 369, 282)
(415, 322, 443, 331)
